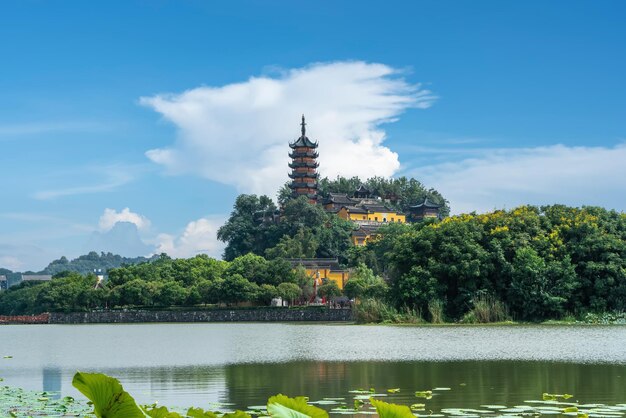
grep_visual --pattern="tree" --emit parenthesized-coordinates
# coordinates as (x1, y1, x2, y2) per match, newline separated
(318, 280, 341, 300)
(256, 284, 279, 305)
(277, 282, 302, 306)
(344, 278, 366, 300)
(217, 194, 279, 260)
(219, 274, 258, 306)
(344, 264, 388, 300)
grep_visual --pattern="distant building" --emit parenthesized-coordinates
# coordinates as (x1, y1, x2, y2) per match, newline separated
(322, 192, 407, 246)
(287, 258, 350, 290)
(0, 275, 7, 291)
(21, 274, 52, 283)
(408, 197, 443, 221)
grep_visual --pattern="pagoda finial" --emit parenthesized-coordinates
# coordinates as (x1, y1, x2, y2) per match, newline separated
(301, 114, 306, 137)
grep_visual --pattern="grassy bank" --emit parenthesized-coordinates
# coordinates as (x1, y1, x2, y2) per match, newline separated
(352, 298, 626, 326)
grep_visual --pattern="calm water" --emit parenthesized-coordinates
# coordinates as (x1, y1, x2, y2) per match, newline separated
(1, 324, 625, 412)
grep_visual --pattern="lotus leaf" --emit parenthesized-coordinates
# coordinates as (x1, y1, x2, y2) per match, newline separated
(187, 407, 219, 418)
(72, 371, 146, 418)
(267, 394, 329, 418)
(144, 405, 184, 417)
(223, 411, 252, 418)
(369, 398, 414, 418)
(415, 391, 433, 399)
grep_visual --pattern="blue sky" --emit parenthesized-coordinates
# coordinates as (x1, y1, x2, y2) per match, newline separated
(1, 1, 625, 271)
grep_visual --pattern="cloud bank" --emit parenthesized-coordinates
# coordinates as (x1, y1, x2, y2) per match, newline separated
(94, 209, 225, 260)
(99, 207, 151, 231)
(415, 143, 626, 214)
(155, 216, 225, 259)
(141, 61, 435, 196)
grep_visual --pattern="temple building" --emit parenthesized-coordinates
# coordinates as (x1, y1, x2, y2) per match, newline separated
(286, 258, 350, 291)
(407, 197, 443, 221)
(322, 191, 407, 245)
(288, 115, 319, 204)
(284, 115, 441, 248)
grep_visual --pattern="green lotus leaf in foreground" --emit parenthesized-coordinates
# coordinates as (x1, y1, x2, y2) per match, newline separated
(267, 394, 329, 418)
(370, 398, 415, 418)
(223, 411, 253, 418)
(72, 371, 146, 418)
(144, 405, 184, 417)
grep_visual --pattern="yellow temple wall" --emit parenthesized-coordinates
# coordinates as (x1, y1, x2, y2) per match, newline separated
(366, 211, 405, 223)
(303, 267, 349, 290)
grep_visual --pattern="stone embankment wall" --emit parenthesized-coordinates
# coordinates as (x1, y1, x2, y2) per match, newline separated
(49, 308, 354, 324)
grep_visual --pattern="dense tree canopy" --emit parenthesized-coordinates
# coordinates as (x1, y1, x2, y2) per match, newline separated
(369, 205, 626, 321)
(218, 195, 354, 263)
(2, 204, 624, 323)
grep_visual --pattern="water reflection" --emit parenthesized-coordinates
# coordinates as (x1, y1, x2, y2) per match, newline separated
(42, 368, 62, 399)
(1, 324, 624, 411)
(90, 361, 626, 410)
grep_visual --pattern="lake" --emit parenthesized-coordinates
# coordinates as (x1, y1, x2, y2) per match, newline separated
(1, 324, 625, 414)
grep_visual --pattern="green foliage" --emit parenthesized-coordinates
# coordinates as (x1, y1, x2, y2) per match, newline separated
(353, 298, 423, 324)
(43, 251, 157, 276)
(427, 300, 445, 324)
(6, 374, 625, 418)
(383, 205, 626, 321)
(369, 398, 414, 418)
(72, 371, 145, 418)
(318, 280, 341, 299)
(267, 394, 328, 418)
(217, 194, 280, 261)
(460, 293, 510, 323)
(343, 264, 388, 300)
(277, 282, 302, 304)
(0, 252, 306, 314)
(319, 175, 450, 217)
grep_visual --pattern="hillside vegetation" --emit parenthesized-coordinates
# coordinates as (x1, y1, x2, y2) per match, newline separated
(1, 204, 624, 322)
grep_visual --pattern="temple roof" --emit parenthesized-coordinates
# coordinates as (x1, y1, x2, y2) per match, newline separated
(325, 193, 356, 205)
(361, 204, 393, 213)
(288, 161, 319, 169)
(353, 224, 383, 236)
(343, 205, 368, 214)
(410, 197, 443, 209)
(355, 184, 371, 195)
(289, 115, 318, 149)
(289, 171, 319, 179)
(289, 150, 319, 158)
(289, 181, 318, 189)
(286, 258, 341, 270)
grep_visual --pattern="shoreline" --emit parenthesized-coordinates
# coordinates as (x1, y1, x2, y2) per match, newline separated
(1, 311, 625, 326)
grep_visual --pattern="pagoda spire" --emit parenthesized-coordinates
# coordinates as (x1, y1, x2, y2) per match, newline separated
(301, 114, 306, 137)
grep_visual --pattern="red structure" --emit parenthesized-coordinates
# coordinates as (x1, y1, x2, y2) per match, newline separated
(288, 115, 319, 204)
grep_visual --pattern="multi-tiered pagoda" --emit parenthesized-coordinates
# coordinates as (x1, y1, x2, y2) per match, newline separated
(288, 115, 319, 203)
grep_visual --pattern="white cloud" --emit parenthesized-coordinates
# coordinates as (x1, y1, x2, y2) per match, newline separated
(155, 216, 226, 259)
(141, 61, 435, 196)
(414, 143, 626, 214)
(99, 208, 151, 231)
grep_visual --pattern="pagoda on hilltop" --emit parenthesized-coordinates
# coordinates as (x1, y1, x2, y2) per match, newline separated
(288, 115, 319, 203)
